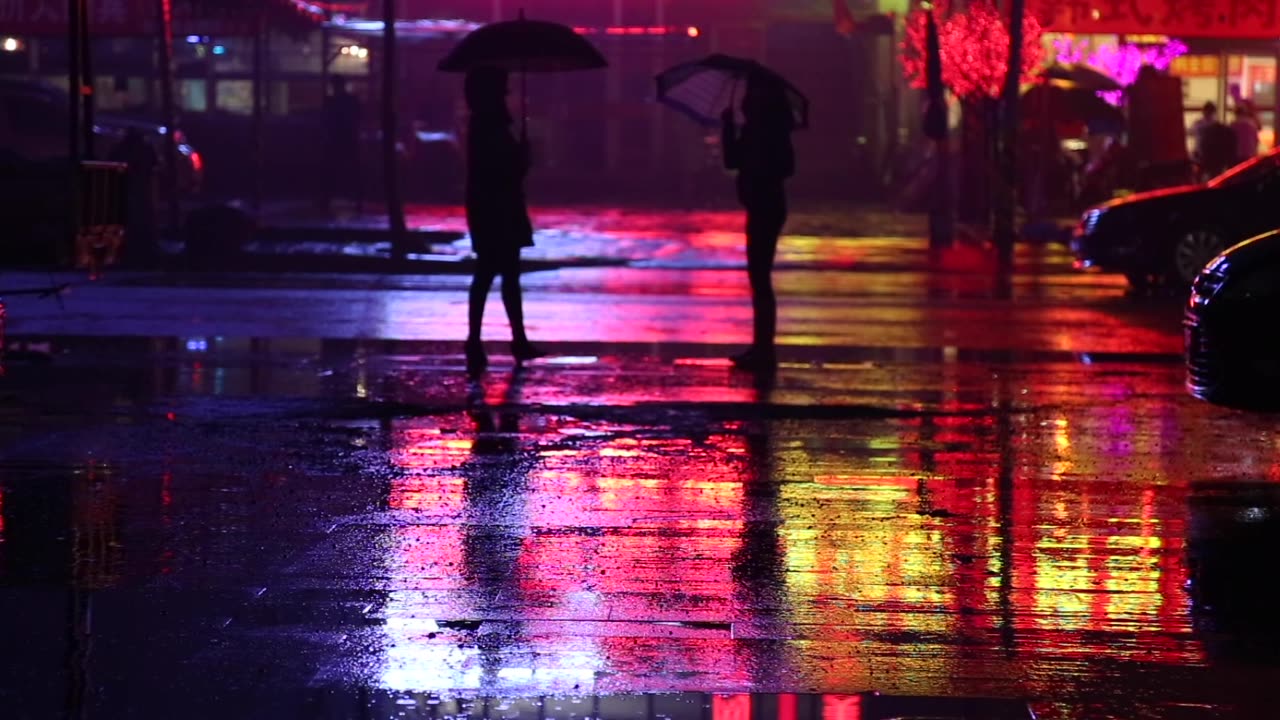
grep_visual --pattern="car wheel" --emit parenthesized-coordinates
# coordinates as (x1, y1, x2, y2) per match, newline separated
(1172, 229, 1229, 285)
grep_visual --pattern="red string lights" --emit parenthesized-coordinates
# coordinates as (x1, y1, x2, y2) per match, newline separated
(901, 0, 1045, 100)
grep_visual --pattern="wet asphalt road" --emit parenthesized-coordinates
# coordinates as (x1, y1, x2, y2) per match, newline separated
(2, 219, 1279, 718)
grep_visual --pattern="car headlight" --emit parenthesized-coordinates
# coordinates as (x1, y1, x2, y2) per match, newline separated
(1080, 208, 1104, 235)
(1189, 256, 1230, 307)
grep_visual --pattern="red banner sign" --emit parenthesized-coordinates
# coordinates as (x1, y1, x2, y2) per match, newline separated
(0, 0, 325, 36)
(1029, 0, 1280, 39)
(0, 0, 150, 34)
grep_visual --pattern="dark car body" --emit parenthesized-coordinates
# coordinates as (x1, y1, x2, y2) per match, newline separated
(1071, 150, 1280, 288)
(0, 78, 202, 193)
(1184, 229, 1280, 409)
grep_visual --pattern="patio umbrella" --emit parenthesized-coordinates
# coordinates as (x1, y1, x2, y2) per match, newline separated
(1041, 64, 1123, 92)
(437, 11, 608, 136)
(1023, 84, 1124, 131)
(655, 54, 808, 130)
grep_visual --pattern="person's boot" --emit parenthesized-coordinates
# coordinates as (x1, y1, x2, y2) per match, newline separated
(465, 338, 488, 376)
(511, 339, 547, 364)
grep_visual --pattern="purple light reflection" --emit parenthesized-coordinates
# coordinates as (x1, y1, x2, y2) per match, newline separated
(1053, 37, 1189, 105)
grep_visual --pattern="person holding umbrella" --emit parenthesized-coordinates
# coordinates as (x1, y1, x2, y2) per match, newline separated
(438, 12, 607, 375)
(461, 67, 545, 375)
(721, 71, 795, 371)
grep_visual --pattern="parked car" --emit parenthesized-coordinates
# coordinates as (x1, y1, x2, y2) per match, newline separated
(1071, 149, 1280, 289)
(1184, 229, 1280, 409)
(0, 77, 202, 193)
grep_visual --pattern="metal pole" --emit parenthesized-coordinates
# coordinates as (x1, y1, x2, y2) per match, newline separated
(68, 0, 82, 161)
(155, 0, 180, 231)
(67, 0, 82, 267)
(993, 0, 1025, 298)
(1273, 47, 1280, 150)
(79, 0, 95, 158)
(383, 0, 407, 256)
(251, 9, 266, 215)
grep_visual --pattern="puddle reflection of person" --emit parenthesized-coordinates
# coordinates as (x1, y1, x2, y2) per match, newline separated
(730, 383, 792, 680)
(459, 374, 532, 685)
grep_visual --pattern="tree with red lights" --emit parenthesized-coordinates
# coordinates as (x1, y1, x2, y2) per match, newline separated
(901, 0, 1044, 100)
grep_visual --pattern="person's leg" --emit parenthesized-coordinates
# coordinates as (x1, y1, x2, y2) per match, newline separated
(467, 262, 498, 372)
(745, 201, 784, 353)
(498, 255, 546, 360)
(469, 262, 498, 341)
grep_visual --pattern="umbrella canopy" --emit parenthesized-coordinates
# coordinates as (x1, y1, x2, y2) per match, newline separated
(1024, 84, 1124, 128)
(437, 13, 608, 73)
(655, 54, 809, 130)
(1041, 64, 1123, 92)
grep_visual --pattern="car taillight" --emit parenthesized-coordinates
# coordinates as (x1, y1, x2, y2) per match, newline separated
(190, 151, 203, 173)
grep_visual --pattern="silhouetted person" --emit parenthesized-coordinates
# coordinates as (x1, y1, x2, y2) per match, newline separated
(1231, 104, 1261, 163)
(324, 75, 362, 212)
(1190, 101, 1218, 161)
(722, 71, 795, 372)
(1199, 119, 1238, 180)
(462, 67, 544, 375)
(108, 128, 158, 263)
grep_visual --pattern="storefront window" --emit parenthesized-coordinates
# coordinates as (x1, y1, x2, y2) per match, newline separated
(270, 32, 322, 74)
(93, 75, 149, 112)
(179, 79, 208, 113)
(215, 80, 253, 114)
(1175, 54, 1275, 156)
(270, 80, 325, 115)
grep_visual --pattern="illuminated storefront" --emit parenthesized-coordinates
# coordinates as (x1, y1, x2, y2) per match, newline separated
(1029, 0, 1280, 153)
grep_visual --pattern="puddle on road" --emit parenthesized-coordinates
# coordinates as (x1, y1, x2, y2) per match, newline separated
(311, 691, 1033, 720)
(4, 335, 1280, 719)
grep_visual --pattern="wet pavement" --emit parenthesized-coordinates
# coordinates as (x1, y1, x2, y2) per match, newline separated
(2, 216, 1279, 718)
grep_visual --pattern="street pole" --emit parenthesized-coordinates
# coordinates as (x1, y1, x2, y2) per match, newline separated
(68, 0, 81, 161)
(251, 8, 266, 215)
(993, 0, 1025, 298)
(383, 0, 408, 258)
(154, 0, 180, 231)
(79, 0, 95, 158)
(923, 9, 952, 252)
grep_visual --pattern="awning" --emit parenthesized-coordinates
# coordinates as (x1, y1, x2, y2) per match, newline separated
(0, 0, 332, 37)
(324, 17, 482, 40)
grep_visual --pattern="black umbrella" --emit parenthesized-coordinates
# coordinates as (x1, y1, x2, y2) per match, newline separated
(437, 11, 608, 134)
(1041, 63, 1123, 92)
(655, 54, 808, 130)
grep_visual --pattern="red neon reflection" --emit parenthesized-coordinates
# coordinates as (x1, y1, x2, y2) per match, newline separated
(714, 695, 752, 720)
(823, 695, 862, 720)
(778, 694, 797, 720)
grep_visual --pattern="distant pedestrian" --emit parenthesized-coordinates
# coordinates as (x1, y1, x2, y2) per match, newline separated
(1198, 118, 1238, 180)
(721, 70, 795, 371)
(462, 67, 544, 376)
(1231, 103, 1261, 164)
(1189, 101, 1218, 160)
(324, 75, 363, 212)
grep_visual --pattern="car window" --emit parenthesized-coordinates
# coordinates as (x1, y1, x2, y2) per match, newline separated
(1209, 152, 1280, 189)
